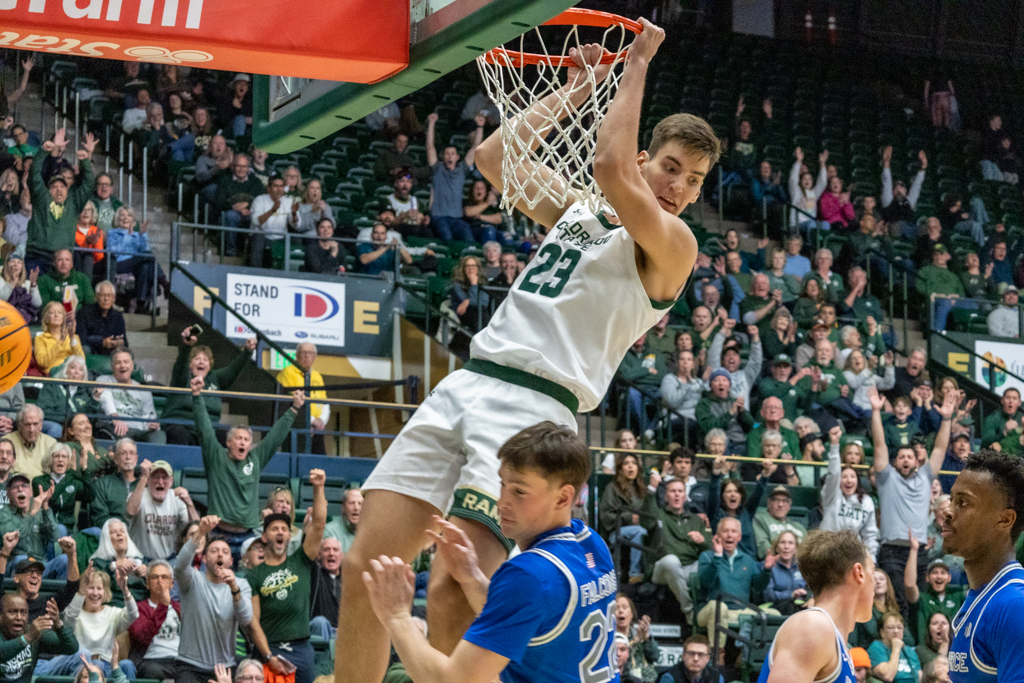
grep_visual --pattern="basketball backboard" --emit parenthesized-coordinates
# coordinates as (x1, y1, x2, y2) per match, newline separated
(252, 0, 579, 153)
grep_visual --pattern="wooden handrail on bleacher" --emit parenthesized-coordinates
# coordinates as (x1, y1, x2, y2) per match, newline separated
(25, 376, 418, 411)
(591, 445, 965, 477)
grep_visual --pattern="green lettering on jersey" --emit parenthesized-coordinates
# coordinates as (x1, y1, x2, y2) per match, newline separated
(519, 244, 581, 298)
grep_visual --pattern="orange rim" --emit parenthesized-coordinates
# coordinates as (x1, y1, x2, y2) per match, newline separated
(482, 8, 642, 68)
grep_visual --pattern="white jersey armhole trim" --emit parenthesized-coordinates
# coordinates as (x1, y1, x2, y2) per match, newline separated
(526, 547, 579, 647)
(764, 607, 846, 683)
(968, 577, 1024, 676)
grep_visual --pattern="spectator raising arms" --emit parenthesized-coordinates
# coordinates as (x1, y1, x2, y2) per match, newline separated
(869, 385, 955, 615)
(25, 129, 98, 275)
(424, 112, 484, 242)
(190, 376, 302, 563)
(64, 564, 139, 679)
(788, 147, 829, 237)
(819, 425, 879, 557)
(173, 515, 253, 683)
(247, 469, 327, 683)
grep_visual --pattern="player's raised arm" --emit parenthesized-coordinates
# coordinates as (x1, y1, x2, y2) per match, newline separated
(592, 19, 718, 299)
(474, 44, 616, 229)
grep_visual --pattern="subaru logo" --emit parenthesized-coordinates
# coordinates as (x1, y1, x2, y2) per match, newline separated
(295, 331, 308, 338)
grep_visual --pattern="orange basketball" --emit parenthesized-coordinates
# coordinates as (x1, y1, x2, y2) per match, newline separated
(0, 301, 30, 394)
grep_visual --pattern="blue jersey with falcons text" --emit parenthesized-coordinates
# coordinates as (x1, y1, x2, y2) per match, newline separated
(462, 518, 620, 683)
(949, 561, 1024, 683)
(756, 607, 856, 683)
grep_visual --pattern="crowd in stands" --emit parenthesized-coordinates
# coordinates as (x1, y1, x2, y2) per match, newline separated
(0, 9, 1018, 683)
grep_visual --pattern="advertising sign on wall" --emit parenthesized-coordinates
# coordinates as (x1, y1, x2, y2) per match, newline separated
(225, 274, 347, 347)
(929, 332, 1024, 397)
(171, 263, 399, 357)
(973, 339, 1024, 397)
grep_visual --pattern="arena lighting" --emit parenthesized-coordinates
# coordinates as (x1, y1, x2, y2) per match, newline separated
(0, 0, 409, 82)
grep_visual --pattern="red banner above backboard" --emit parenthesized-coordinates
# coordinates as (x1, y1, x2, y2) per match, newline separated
(0, 0, 409, 82)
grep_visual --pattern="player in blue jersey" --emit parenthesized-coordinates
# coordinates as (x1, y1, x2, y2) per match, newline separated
(941, 449, 1024, 682)
(363, 422, 619, 683)
(758, 530, 874, 683)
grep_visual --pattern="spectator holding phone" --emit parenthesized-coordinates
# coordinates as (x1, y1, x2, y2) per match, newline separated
(162, 326, 257, 446)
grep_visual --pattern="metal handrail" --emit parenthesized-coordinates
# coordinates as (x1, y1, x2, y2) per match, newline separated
(171, 222, 403, 280)
(26, 375, 418, 411)
(591, 446, 966, 477)
(169, 260, 304, 376)
(71, 245, 158, 327)
(928, 293, 1024, 340)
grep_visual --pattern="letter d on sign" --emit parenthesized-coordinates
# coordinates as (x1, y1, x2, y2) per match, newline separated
(354, 301, 379, 334)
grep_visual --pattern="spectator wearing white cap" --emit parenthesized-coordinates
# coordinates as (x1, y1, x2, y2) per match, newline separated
(218, 74, 252, 139)
(236, 537, 265, 581)
(126, 460, 198, 561)
(987, 286, 1020, 337)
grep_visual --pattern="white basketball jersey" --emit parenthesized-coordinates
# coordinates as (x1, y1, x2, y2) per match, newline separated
(471, 201, 681, 413)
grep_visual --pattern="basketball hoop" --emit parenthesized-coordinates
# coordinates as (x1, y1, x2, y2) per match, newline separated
(476, 9, 641, 215)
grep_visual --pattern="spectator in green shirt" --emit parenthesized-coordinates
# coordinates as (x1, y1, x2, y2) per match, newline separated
(617, 333, 666, 436)
(904, 535, 964, 646)
(959, 252, 994, 301)
(916, 244, 969, 331)
(981, 387, 1024, 448)
(644, 478, 711, 621)
(0, 593, 79, 683)
(757, 355, 813, 421)
(36, 249, 95, 312)
(246, 469, 326, 683)
(807, 248, 845, 306)
(739, 273, 783, 341)
(190, 375, 301, 564)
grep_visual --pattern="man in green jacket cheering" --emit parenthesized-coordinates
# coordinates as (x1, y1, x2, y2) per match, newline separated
(915, 244, 968, 332)
(190, 375, 303, 564)
(25, 127, 98, 275)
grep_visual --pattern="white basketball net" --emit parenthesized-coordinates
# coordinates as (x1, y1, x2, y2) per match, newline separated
(475, 21, 634, 216)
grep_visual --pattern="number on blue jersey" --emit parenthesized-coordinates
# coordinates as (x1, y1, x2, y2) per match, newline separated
(578, 603, 616, 683)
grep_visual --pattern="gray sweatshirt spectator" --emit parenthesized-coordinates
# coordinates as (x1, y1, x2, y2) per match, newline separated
(174, 526, 252, 676)
(987, 288, 1020, 338)
(660, 373, 703, 421)
(818, 437, 878, 558)
(708, 327, 763, 409)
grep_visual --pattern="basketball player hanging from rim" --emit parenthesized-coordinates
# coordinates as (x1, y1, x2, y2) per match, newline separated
(337, 17, 721, 683)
